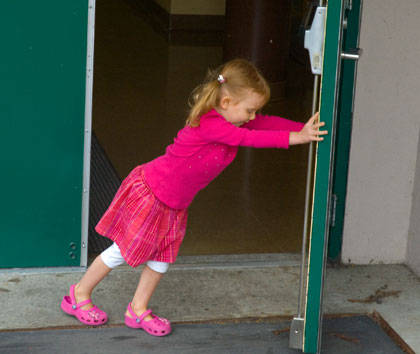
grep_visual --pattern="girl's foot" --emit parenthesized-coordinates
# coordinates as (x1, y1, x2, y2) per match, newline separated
(74, 283, 93, 311)
(125, 302, 153, 322)
(61, 284, 108, 326)
(125, 302, 171, 336)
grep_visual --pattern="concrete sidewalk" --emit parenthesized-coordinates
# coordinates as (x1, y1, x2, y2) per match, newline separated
(0, 254, 419, 352)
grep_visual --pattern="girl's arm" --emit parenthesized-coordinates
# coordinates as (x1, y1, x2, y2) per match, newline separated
(199, 112, 327, 149)
(243, 114, 305, 132)
(199, 115, 293, 149)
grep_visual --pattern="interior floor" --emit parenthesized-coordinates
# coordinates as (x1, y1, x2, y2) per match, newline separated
(91, 0, 314, 256)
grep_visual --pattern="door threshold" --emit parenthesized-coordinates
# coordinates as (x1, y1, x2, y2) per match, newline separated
(0, 253, 302, 275)
(93, 252, 303, 272)
(172, 253, 302, 270)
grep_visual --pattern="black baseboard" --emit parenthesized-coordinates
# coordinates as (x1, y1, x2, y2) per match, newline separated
(124, 0, 225, 32)
(169, 14, 225, 32)
(123, 0, 224, 45)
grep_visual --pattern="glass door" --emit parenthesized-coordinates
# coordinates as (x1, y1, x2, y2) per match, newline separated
(290, 1, 362, 353)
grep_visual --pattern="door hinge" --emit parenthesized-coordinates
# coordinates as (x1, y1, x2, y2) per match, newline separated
(289, 317, 304, 349)
(330, 194, 338, 227)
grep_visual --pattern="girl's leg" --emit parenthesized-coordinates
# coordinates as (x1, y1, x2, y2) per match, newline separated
(126, 264, 165, 321)
(73, 242, 125, 310)
(74, 255, 112, 310)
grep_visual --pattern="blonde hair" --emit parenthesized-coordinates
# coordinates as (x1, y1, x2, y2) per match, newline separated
(186, 59, 270, 127)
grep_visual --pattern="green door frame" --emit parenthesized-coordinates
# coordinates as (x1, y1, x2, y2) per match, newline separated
(0, 0, 94, 268)
(301, 1, 362, 353)
(303, 1, 345, 351)
(328, 0, 362, 261)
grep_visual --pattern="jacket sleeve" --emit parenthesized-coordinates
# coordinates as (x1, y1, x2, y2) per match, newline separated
(243, 114, 305, 132)
(199, 115, 291, 149)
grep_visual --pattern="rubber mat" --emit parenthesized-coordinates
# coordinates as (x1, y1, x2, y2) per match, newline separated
(88, 133, 121, 254)
(0, 316, 404, 354)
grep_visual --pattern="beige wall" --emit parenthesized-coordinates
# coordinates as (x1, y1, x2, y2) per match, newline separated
(342, 0, 420, 269)
(155, 0, 226, 15)
(408, 135, 420, 275)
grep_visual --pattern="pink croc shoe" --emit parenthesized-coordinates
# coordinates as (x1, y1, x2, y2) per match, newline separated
(125, 302, 171, 336)
(61, 284, 108, 326)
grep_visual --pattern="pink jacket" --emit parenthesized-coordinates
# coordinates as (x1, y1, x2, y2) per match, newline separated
(144, 109, 304, 209)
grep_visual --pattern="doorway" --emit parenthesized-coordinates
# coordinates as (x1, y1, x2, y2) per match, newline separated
(88, 0, 314, 258)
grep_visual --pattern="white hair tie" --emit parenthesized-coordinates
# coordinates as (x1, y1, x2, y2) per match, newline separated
(217, 74, 226, 84)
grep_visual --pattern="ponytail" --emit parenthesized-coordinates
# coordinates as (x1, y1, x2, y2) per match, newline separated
(186, 72, 220, 127)
(186, 59, 270, 127)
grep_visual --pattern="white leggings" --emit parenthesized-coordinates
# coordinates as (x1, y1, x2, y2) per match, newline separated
(100, 243, 169, 274)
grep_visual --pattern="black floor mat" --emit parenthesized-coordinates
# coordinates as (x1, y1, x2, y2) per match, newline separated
(88, 133, 121, 254)
(0, 316, 405, 354)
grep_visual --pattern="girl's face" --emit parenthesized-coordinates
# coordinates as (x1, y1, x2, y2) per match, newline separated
(217, 91, 265, 127)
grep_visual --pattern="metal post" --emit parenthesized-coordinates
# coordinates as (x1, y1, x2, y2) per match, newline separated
(81, 0, 97, 267)
(289, 1, 324, 350)
(297, 74, 320, 317)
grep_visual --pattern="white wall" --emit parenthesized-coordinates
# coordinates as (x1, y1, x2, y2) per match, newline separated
(342, 0, 420, 266)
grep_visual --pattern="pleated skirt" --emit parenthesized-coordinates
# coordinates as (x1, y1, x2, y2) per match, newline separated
(95, 164, 188, 267)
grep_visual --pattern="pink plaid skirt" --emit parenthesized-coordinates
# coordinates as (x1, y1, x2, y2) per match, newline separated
(95, 164, 188, 267)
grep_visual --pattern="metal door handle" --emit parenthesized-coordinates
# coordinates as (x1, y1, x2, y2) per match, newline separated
(341, 48, 363, 60)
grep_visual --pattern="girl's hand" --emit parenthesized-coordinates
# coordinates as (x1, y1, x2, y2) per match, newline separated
(289, 112, 328, 145)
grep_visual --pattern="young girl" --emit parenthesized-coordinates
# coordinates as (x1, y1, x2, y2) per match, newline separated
(61, 59, 327, 336)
